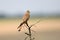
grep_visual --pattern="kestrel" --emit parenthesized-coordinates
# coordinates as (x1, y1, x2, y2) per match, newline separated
(17, 10, 30, 31)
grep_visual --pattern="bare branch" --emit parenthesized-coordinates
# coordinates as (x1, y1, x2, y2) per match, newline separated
(25, 33, 29, 36)
(30, 19, 40, 28)
(24, 36, 28, 40)
(31, 30, 36, 33)
(24, 19, 40, 40)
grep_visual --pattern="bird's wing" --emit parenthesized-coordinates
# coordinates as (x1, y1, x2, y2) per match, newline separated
(23, 13, 30, 21)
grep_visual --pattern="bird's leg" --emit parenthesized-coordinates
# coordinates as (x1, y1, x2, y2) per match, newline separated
(26, 22, 29, 27)
(24, 24, 28, 29)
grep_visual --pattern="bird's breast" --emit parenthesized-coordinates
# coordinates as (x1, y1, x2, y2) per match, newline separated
(22, 13, 30, 21)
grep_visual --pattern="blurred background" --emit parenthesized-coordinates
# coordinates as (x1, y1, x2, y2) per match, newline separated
(0, 0, 60, 40)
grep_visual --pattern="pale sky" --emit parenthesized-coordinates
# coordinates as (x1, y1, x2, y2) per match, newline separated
(0, 0, 60, 14)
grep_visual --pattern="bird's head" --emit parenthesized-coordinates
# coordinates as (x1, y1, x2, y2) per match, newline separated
(26, 10, 30, 13)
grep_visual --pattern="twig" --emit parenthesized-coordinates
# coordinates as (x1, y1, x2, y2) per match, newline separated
(25, 19, 40, 40)
(30, 19, 40, 28)
(31, 30, 36, 34)
(24, 36, 28, 40)
(23, 19, 40, 40)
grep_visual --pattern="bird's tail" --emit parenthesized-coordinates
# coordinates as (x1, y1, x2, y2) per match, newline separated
(17, 21, 26, 29)
(17, 22, 28, 32)
(18, 26, 22, 31)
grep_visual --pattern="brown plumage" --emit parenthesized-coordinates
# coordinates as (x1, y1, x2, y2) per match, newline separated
(17, 10, 30, 31)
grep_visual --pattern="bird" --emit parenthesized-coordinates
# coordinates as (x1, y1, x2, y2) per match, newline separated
(17, 10, 30, 31)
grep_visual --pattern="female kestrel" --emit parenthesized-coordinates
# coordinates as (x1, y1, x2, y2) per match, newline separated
(17, 10, 30, 31)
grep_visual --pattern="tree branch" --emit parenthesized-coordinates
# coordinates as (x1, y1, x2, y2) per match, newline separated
(30, 19, 40, 28)
(24, 36, 28, 40)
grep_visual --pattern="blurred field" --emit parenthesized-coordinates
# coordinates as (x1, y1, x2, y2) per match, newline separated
(0, 18, 60, 40)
